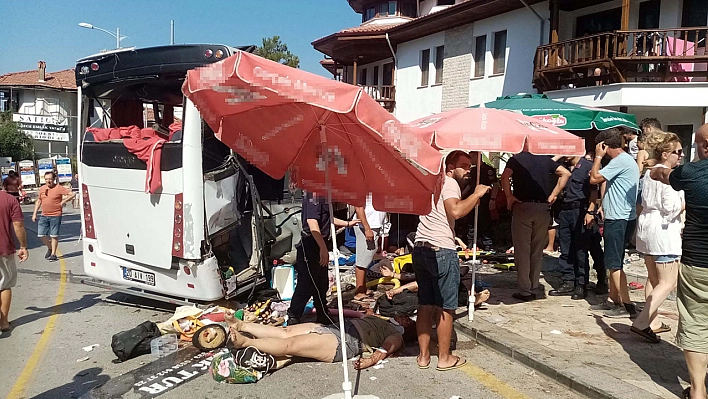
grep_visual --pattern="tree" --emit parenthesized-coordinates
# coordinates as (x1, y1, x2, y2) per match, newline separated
(0, 111, 34, 161)
(256, 36, 300, 68)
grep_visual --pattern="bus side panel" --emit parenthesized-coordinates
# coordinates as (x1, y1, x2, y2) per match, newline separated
(81, 165, 183, 268)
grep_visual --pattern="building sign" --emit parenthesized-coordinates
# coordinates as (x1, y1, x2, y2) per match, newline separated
(56, 157, 72, 182)
(37, 158, 54, 182)
(12, 113, 70, 142)
(18, 160, 35, 187)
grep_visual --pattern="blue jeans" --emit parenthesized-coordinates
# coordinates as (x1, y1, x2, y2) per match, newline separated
(412, 246, 460, 310)
(603, 219, 636, 270)
(38, 215, 62, 237)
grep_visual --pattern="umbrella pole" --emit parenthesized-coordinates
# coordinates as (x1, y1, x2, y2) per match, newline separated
(469, 152, 482, 322)
(322, 125, 353, 399)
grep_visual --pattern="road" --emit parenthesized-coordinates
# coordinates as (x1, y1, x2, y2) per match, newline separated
(1, 206, 587, 399)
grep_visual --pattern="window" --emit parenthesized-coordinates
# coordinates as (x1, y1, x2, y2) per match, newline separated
(383, 63, 394, 86)
(434, 45, 444, 84)
(388, 1, 397, 16)
(364, 7, 376, 21)
(438, 0, 455, 5)
(399, 1, 417, 17)
(420, 49, 430, 86)
(373, 65, 380, 85)
(360, 68, 368, 85)
(492, 30, 507, 75)
(379, 3, 389, 16)
(474, 35, 486, 77)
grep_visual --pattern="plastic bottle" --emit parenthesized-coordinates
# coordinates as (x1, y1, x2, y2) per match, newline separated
(150, 334, 178, 358)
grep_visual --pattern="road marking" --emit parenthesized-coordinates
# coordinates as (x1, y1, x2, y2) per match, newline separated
(6, 249, 67, 399)
(461, 363, 533, 399)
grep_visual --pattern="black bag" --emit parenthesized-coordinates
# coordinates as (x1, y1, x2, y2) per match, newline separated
(375, 290, 418, 317)
(111, 321, 162, 362)
(248, 288, 281, 305)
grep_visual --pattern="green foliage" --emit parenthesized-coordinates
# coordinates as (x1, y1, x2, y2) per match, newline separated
(0, 111, 34, 161)
(256, 36, 300, 68)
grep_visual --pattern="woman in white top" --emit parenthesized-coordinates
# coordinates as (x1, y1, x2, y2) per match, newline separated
(631, 131, 685, 343)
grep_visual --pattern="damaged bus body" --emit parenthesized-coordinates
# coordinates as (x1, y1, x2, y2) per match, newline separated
(75, 44, 302, 305)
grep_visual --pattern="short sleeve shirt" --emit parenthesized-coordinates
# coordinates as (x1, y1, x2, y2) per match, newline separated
(506, 152, 559, 201)
(0, 191, 23, 256)
(300, 192, 332, 241)
(415, 176, 461, 249)
(599, 152, 639, 220)
(39, 184, 70, 217)
(669, 158, 708, 268)
(563, 158, 593, 203)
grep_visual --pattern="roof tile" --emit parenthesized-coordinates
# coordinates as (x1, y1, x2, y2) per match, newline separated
(0, 68, 76, 91)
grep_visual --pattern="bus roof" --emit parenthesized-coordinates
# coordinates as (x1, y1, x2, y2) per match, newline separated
(76, 44, 255, 104)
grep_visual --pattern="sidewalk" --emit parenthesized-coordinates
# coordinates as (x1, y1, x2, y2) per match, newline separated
(454, 255, 687, 399)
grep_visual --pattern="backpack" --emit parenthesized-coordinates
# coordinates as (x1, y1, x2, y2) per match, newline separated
(111, 321, 162, 362)
(375, 290, 418, 317)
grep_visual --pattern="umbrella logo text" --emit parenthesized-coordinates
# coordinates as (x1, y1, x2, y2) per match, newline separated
(210, 85, 267, 104)
(531, 114, 567, 126)
(252, 66, 336, 103)
(316, 144, 347, 175)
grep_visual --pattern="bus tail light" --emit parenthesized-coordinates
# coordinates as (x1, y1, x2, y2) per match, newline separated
(82, 184, 96, 239)
(172, 193, 184, 258)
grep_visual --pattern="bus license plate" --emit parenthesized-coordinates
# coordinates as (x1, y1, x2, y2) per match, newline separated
(122, 267, 155, 286)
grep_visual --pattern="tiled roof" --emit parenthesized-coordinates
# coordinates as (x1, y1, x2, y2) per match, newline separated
(0, 68, 76, 91)
(339, 22, 406, 34)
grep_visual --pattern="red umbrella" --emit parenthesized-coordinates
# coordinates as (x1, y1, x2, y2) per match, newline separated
(183, 51, 441, 399)
(405, 108, 585, 321)
(408, 107, 586, 156)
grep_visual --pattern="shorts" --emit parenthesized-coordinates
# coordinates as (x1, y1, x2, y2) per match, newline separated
(38, 215, 62, 237)
(354, 226, 380, 268)
(412, 246, 460, 310)
(0, 255, 18, 290)
(603, 219, 636, 270)
(655, 254, 680, 263)
(676, 262, 708, 353)
(314, 321, 362, 362)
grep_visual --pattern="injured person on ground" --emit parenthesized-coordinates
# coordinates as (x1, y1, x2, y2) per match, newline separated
(224, 311, 417, 370)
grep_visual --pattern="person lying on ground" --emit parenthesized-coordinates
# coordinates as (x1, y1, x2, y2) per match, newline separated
(224, 311, 417, 370)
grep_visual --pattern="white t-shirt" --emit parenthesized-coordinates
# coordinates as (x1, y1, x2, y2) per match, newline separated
(415, 176, 460, 250)
(364, 193, 386, 229)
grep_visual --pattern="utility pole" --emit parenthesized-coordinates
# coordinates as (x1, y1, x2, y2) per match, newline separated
(170, 20, 174, 45)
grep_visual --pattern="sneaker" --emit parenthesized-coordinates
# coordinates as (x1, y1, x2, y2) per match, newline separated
(47, 254, 58, 262)
(549, 282, 575, 296)
(233, 346, 276, 373)
(512, 292, 536, 302)
(532, 286, 546, 299)
(590, 300, 615, 311)
(604, 304, 635, 318)
(45, 249, 52, 259)
(624, 303, 638, 319)
(571, 286, 588, 300)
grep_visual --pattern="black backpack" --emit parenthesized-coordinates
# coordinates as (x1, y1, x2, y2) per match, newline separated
(111, 321, 162, 362)
(375, 290, 418, 317)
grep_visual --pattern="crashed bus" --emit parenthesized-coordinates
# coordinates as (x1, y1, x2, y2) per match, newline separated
(75, 44, 302, 304)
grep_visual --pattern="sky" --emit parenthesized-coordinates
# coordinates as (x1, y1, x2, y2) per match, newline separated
(0, 0, 361, 76)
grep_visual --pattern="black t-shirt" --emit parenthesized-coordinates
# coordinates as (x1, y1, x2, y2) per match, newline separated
(300, 191, 332, 241)
(563, 157, 593, 203)
(669, 158, 708, 268)
(506, 152, 560, 202)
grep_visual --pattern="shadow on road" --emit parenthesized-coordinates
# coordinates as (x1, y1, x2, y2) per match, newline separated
(30, 367, 110, 399)
(0, 294, 102, 339)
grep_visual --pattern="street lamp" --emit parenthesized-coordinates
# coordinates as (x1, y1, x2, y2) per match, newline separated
(78, 22, 125, 49)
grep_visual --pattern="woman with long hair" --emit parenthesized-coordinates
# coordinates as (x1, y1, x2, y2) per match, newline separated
(631, 131, 685, 342)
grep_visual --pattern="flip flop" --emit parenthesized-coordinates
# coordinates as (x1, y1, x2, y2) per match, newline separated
(417, 356, 430, 369)
(436, 356, 467, 371)
(652, 322, 671, 334)
(1, 322, 11, 332)
(630, 326, 661, 343)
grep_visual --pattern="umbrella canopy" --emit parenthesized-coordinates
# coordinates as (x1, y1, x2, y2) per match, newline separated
(182, 51, 441, 215)
(476, 94, 639, 132)
(407, 107, 586, 156)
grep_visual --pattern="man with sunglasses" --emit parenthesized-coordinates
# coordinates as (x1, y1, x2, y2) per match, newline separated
(589, 128, 639, 318)
(650, 124, 708, 399)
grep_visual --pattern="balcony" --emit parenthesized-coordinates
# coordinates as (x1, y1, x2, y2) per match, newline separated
(534, 27, 708, 92)
(360, 84, 396, 112)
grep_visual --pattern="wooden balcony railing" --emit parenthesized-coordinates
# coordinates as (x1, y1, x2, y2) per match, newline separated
(534, 27, 708, 92)
(360, 85, 396, 112)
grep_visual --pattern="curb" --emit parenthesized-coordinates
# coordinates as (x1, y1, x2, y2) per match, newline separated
(454, 316, 664, 399)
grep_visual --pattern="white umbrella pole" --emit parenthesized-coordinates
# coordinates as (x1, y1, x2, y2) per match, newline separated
(322, 125, 353, 399)
(469, 152, 482, 322)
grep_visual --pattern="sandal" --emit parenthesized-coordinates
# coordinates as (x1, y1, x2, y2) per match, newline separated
(436, 356, 467, 371)
(652, 323, 671, 334)
(417, 356, 430, 369)
(630, 326, 661, 343)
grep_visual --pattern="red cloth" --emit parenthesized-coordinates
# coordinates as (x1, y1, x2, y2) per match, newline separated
(87, 125, 157, 141)
(168, 122, 182, 141)
(123, 137, 166, 194)
(0, 191, 23, 256)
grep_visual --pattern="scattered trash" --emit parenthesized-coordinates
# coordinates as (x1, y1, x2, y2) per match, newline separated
(76, 356, 90, 362)
(561, 304, 573, 308)
(150, 334, 179, 358)
(82, 344, 99, 352)
(369, 376, 377, 381)
(550, 330, 562, 335)
(629, 282, 644, 290)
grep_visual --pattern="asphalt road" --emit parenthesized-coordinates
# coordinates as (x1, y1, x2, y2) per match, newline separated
(1, 206, 587, 399)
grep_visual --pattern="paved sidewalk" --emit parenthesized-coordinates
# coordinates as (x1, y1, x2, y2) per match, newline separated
(454, 255, 687, 399)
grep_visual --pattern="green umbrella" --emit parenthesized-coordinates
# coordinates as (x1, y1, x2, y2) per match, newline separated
(474, 94, 639, 132)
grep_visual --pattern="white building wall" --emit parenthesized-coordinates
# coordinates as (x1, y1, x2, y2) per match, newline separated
(15, 88, 78, 158)
(394, 32, 445, 122)
(468, 4, 549, 107)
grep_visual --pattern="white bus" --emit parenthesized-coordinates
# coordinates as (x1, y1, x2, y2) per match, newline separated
(75, 44, 302, 305)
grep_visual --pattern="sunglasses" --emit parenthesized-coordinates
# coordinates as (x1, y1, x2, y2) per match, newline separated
(671, 149, 683, 156)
